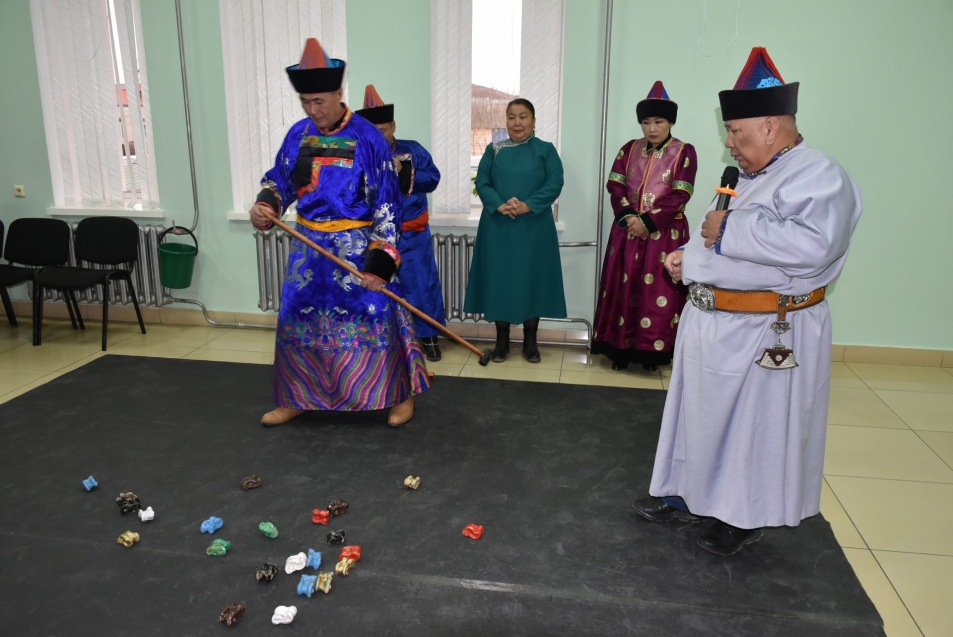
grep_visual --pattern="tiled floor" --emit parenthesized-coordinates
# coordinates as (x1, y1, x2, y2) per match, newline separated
(1, 320, 951, 636)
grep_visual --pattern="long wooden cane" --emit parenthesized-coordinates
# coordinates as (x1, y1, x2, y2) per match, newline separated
(262, 211, 492, 366)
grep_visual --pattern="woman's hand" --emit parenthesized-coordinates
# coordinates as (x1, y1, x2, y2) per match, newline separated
(498, 198, 530, 219)
(360, 274, 386, 292)
(626, 215, 648, 240)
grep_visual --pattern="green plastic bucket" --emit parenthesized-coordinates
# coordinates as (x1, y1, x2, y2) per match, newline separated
(158, 227, 198, 289)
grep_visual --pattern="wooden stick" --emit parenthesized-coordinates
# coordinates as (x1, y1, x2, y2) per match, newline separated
(262, 211, 490, 363)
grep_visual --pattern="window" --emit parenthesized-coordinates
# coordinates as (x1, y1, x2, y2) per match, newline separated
(219, 0, 347, 219)
(431, 0, 565, 216)
(30, 0, 160, 214)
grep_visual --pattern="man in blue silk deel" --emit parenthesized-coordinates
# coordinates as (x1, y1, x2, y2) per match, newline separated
(356, 84, 447, 361)
(249, 39, 430, 428)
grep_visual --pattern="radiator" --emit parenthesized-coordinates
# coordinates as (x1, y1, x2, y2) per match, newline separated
(252, 228, 481, 321)
(34, 223, 173, 308)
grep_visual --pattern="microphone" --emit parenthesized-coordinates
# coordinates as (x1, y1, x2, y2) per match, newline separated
(715, 166, 740, 210)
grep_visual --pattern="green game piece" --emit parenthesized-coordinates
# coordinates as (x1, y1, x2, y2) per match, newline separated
(206, 538, 231, 556)
(259, 521, 279, 539)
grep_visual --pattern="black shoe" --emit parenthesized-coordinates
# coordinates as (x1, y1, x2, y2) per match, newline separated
(612, 361, 629, 371)
(696, 521, 763, 555)
(421, 337, 442, 362)
(491, 321, 510, 363)
(522, 319, 541, 364)
(632, 497, 701, 523)
(642, 364, 659, 372)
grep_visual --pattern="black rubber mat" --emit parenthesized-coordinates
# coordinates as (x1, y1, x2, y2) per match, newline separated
(0, 355, 883, 636)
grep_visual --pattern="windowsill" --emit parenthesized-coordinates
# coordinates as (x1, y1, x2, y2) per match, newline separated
(48, 206, 165, 219)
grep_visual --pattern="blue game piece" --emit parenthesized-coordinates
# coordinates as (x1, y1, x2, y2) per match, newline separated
(82, 476, 98, 491)
(200, 516, 224, 534)
(297, 574, 318, 598)
(306, 548, 322, 570)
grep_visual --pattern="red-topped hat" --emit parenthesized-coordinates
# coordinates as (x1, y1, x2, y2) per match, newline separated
(355, 84, 394, 124)
(636, 81, 677, 124)
(719, 47, 798, 121)
(286, 38, 346, 94)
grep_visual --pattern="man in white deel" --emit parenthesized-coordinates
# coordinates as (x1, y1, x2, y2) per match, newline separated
(633, 47, 863, 555)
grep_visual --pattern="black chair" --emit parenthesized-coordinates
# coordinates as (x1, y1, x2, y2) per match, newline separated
(33, 217, 146, 350)
(1, 218, 72, 334)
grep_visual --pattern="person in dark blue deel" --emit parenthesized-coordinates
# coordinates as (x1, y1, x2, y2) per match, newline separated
(357, 85, 447, 362)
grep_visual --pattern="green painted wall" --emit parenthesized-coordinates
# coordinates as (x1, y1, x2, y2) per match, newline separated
(1, 0, 951, 350)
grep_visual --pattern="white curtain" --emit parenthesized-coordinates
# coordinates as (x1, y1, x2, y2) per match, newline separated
(430, 0, 473, 215)
(218, 0, 347, 215)
(30, 0, 159, 210)
(519, 0, 564, 149)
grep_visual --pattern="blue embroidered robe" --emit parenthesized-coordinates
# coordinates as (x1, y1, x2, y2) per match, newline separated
(391, 138, 446, 338)
(258, 110, 430, 410)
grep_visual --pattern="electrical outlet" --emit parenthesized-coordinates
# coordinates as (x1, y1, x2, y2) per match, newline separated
(14, 185, 25, 197)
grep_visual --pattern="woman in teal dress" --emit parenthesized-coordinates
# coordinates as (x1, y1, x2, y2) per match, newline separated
(464, 99, 566, 364)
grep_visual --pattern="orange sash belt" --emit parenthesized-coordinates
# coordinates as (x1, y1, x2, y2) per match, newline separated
(401, 211, 430, 233)
(295, 217, 372, 232)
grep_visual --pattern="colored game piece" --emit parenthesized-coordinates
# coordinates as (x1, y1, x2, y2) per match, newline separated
(316, 572, 333, 594)
(328, 499, 349, 516)
(403, 475, 421, 489)
(200, 516, 224, 534)
(306, 548, 322, 570)
(116, 492, 141, 515)
(117, 530, 139, 547)
(240, 475, 262, 490)
(339, 545, 362, 562)
(259, 521, 279, 538)
(334, 558, 355, 576)
(326, 530, 345, 546)
(219, 604, 245, 626)
(297, 573, 318, 598)
(206, 538, 231, 556)
(285, 552, 307, 574)
(463, 524, 484, 540)
(311, 509, 330, 525)
(256, 563, 279, 582)
(82, 476, 98, 491)
(137, 506, 154, 522)
(272, 605, 297, 625)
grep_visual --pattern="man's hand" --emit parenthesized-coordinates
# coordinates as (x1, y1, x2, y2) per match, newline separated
(361, 274, 385, 292)
(250, 203, 275, 228)
(625, 215, 648, 240)
(664, 250, 685, 281)
(393, 157, 403, 174)
(700, 209, 728, 248)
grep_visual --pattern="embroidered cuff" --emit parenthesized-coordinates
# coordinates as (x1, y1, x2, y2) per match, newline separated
(714, 210, 733, 255)
(364, 241, 402, 281)
(638, 212, 659, 235)
(616, 206, 638, 227)
(256, 184, 281, 212)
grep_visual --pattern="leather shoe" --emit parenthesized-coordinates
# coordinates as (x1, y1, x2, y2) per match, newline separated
(261, 407, 305, 427)
(696, 521, 763, 555)
(387, 397, 414, 427)
(612, 361, 629, 371)
(632, 497, 701, 523)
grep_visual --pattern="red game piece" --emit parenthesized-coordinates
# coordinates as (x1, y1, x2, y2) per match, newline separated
(339, 545, 362, 562)
(462, 524, 484, 539)
(311, 509, 330, 525)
